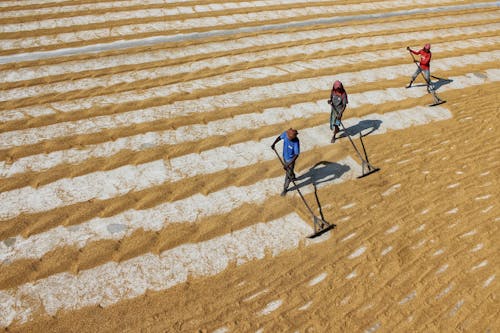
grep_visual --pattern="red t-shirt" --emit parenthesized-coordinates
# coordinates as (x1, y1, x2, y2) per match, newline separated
(411, 49, 431, 70)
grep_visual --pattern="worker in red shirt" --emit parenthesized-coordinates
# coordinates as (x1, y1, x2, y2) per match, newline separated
(406, 43, 432, 90)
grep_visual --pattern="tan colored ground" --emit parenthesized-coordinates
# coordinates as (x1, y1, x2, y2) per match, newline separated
(0, 0, 498, 332)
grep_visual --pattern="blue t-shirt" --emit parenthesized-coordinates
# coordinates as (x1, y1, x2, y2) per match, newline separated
(280, 131, 300, 162)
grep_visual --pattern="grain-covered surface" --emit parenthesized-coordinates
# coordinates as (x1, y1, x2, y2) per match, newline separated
(0, 0, 498, 331)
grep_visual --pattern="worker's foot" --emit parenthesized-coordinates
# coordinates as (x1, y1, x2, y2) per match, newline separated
(406, 83, 412, 88)
(280, 190, 287, 197)
(331, 135, 336, 143)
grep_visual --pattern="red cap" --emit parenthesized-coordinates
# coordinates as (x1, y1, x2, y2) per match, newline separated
(424, 43, 431, 50)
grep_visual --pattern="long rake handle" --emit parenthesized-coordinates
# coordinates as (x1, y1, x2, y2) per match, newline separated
(313, 184, 326, 221)
(272, 148, 316, 217)
(338, 120, 365, 163)
(358, 132, 371, 165)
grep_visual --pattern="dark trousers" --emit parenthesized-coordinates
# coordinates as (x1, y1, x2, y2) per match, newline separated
(284, 161, 296, 191)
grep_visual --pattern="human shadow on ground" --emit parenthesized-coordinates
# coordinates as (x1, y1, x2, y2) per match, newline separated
(338, 119, 383, 139)
(410, 76, 453, 91)
(431, 77, 453, 90)
(288, 161, 351, 192)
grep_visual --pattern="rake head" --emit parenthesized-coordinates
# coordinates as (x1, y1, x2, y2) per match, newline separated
(357, 160, 380, 179)
(429, 100, 446, 107)
(357, 166, 380, 179)
(307, 216, 335, 239)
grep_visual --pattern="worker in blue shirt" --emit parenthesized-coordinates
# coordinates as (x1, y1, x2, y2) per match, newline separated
(271, 128, 300, 196)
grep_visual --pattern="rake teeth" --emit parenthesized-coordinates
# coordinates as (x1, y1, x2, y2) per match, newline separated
(307, 217, 335, 239)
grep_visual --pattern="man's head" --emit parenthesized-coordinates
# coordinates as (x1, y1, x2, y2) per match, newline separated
(333, 80, 343, 90)
(424, 43, 431, 51)
(286, 128, 298, 140)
